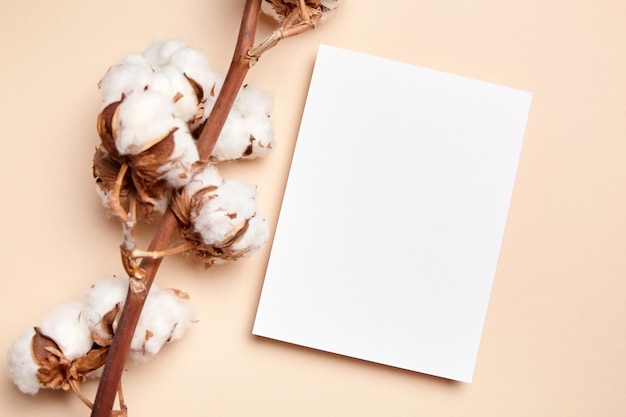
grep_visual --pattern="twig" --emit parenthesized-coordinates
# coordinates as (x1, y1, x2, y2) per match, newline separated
(90, 1, 262, 416)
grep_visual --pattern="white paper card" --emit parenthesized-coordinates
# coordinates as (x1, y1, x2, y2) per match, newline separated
(253, 45, 532, 382)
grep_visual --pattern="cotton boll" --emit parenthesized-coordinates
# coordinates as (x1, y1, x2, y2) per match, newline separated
(157, 121, 200, 188)
(230, 213, 269, 254)
(7, 328, 41, 395)
(130, 285, 194, 362)
(99, 61, 154, 107)
(114, 90, 178, 155)
(38, 302, 93, 361)
(192, 180, 257, 245)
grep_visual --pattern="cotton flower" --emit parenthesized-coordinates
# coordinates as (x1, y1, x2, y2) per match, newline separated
(7, 276, 195, 395)
(130, 287, 194, 362)
(93, 90, 199, 219)
(171, 164, 269, 267)
(7, 302, 99, 394)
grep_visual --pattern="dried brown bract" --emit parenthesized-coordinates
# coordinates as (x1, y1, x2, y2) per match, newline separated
(32, 327, 108, 394)
(251, 0, 345, 57)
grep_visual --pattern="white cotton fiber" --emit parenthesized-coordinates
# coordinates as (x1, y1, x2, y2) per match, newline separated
(7, 328, 41, 395)
(234, 84, 272, 116)
(212, 113, 254, 161)
(231, 213, 269, 254)
(114, 90, 178, 155)
(157, 121, 200, 188)
(99, 61, 154, 107)
(82, 276, 129, 339)
(130, 285, 194, 362)
(184, 164, 223, 197)
(38, 302, 93, 361)
(208, 82, 274, 161)
(192, 180, 257, 245)
(142, 39, 187, 69)
(168, 46, 217, 97)
(147, 65, 199, 123)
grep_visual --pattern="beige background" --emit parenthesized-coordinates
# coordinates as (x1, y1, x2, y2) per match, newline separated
(1, 1, 625, 416)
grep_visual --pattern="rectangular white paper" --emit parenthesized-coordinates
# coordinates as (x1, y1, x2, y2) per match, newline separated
(253, 45, 532, 382)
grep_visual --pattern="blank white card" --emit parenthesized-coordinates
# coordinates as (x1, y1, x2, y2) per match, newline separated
(253, 45, 532, 382)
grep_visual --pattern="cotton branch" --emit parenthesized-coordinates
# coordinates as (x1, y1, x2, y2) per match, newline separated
(90, 1, 263, 416)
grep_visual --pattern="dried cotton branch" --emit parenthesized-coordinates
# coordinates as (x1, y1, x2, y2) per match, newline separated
(7, 1, 345, 416)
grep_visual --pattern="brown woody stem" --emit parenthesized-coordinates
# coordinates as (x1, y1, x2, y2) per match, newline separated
(90, 1, 262, 416)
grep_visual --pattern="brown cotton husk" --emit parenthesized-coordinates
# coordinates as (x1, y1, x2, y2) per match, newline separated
(262, 0, 337, 23)
(92, 146, 170, 222)
(91, 304, 121, 347)
(31, 327, 109, 391)
(264, 0, 323, 18)
(96, 101, 122, 160)
(128, 128, 177, 187)
(183, 75, 207, 126)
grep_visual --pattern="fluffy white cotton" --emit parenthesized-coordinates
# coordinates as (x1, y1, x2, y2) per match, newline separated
(212, 114, 273, 161)
(82, 276, 129, 340)
(114, 90, 178, 155)
(130, 286, 194, 362)
(147, 65, 199, 123)
(234, 84, 272, 116)
(168, 46, 217, 98)
(84, 276, 129, 315)
(192, 180, 257, 245)
(210, 83, 274, 161)
(157, 121, 200, 188)
(7, 328, 41, 395)
(244, 112, 273, 154)
(213, 113, 254, 160)
(99, 60, 154, 107)
(184, 164, 223, 197)
(142, 39, 187, 69)
(120, 52, 151, 67)
(231, 213, 269, 254)
(38, 302, 93, 362)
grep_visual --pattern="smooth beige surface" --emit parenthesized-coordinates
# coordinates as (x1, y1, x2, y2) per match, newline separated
(1, 1, 624, 416)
